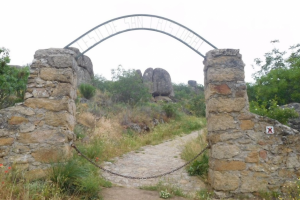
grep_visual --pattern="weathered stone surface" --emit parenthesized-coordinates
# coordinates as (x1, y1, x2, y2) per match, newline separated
(205, 84, 231, 99)
(211, 171, 239, 191)
(154, 96, 173, 103)
(45, 111, 75, 130)
(24, 98, 74, 114)
(245, 151, 259, 163)
(0, 138, 14, 146)
(5, 106, 35, 116)
(240, 120, 255, 130)
(32, 88, 50, 98)
(207, 132, 243, 144)
(77, 112, 96, 128)
(207, 114, 235, 131)
(34, 48, 76, 60)
(40, 68, 74, 84)
(287, 156, 300, 168)
(206, 67, 244, 83)
(240, 176, 268, 192)
(152, 68, 173, 97)
(142, 68, 154, 84)
(211, 144, 240, 159)
(212, 160, 246, 171)
(8, 116, 28, 125)
(13, 145, 30, 154)
(19, 123, 36, 133)
(207, 97, 246, 112)
(8, 154, 34, 164)
(188, 80, 197, 87)
(52, 83, 76, 99)
(259, 150, 267, 160)
(18, 130, 67, 144)
(31, 145, 71, 163)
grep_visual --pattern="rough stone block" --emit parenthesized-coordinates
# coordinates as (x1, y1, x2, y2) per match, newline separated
(40, 68, 74, 84)
(0, 138, 14, 146)
(259, 150, 267, 160)
(19, 123, 36, 133)
(245, 151, 259, 163)
(8, 116, 28, 125)
(240, 120, 255, 130)
(207, 97, 246, 113)
(31, 145, 71, 163)
(25, 169, 47, 181)
(18, 130, 67, 144)
(207, 67, 244, 83)
(205, 83, 231, 99)
(207, 114, 235, 131)
(44, 111, 75, 131)
(211, 171, 240, 191)
(24, 98, 74, 114)
(32, 88, 50, 98)
(211, 144, 240, 159)
(240, 176, 267, 192)
(51, 83, 76, 99)
(212, 160, 246, 171)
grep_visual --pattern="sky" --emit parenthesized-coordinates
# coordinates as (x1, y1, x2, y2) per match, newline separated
(1, 0, 299, 84)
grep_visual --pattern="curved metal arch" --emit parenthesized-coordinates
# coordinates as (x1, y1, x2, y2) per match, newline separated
(64, 14, 217, 59)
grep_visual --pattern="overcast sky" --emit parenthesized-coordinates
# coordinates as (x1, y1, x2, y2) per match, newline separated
(1, 0, 299, 84)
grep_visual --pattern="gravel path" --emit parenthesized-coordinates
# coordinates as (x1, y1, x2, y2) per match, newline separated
(101, 130, 206, 196)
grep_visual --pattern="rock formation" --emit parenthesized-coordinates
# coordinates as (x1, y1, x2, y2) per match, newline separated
(142, 68, 174, 97)
(67, 47, 94, 86)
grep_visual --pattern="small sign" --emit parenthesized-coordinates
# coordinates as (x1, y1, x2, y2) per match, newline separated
(266, 126, 274, 134)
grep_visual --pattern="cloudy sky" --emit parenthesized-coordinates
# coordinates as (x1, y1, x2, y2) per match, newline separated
(1, 0, 299, 84)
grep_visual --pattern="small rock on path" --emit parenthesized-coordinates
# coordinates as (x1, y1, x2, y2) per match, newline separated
(101, 130, 206, 197)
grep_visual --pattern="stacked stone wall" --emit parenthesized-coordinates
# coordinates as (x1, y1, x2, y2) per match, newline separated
(0, 48, 77, 179)
(205, 49, 300, 195)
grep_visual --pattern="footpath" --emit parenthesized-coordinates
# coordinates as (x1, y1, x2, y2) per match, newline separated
(101, 130, 206, 200)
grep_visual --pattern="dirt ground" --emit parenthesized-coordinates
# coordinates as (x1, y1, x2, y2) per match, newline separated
(101, 187, 188, 200)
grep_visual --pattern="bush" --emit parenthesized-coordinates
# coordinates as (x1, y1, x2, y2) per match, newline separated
(0, 47, 29, 109)
(250, 99, 299, 124)
(162, 103, 179, 118)
(91, 74, 112, 92)
(79, 83, 96, 99)
(110, 66, 151, 104)
(188, 153, 209, 177)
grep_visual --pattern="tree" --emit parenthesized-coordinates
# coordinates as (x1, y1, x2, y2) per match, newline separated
(0, 47, 29, 109)
(110, 66, 151, 104)
(247, 42, 300, 124)
(249, 42, 300, 105)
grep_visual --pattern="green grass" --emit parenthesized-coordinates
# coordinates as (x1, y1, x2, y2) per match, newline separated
(140, 181, 187, 198)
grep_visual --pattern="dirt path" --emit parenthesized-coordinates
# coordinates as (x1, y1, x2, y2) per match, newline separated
(101, 130, 206, 199)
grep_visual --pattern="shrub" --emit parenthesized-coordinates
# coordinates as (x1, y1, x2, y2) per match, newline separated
(110, 66, 151, 104)
(0, 47, 29, 109)
(250, 99, 299, 124)
(79, 83, 96, 99)
(162, 103, 179, 118)
(188, 153, 209, 177)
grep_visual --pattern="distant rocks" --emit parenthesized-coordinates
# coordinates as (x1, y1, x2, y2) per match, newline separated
(67, 47, 94, 86)
(142, 67, 174, 98)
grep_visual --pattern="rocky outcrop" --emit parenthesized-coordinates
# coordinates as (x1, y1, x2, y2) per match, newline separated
(67, 47, 94, 86)
(281, 103, 300, 132)
(142, 68, 174, 97)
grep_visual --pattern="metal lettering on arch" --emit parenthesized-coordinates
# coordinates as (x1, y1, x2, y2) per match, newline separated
(64, 14, 217, 59)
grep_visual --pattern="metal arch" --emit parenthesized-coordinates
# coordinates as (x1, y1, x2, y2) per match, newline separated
(64, 14, 217, 59)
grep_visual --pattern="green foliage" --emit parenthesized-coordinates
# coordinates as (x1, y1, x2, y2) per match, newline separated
(78, 139, 104, 160)
(79, 83, 96, 99)
(0, 47, 29, 109)
(162, 103, 179, 118)
(172, 83, 205, 117)
(110, 66, 151, 104)
(249, 42, 300, 105)
(250, 99, 299, 124)
(188, 153, 209, 177)
(91, 74, 112, 92)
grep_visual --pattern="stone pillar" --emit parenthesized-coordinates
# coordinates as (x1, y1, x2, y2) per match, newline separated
(204, 49, 249, 193)
(0, 48, 77, 179)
